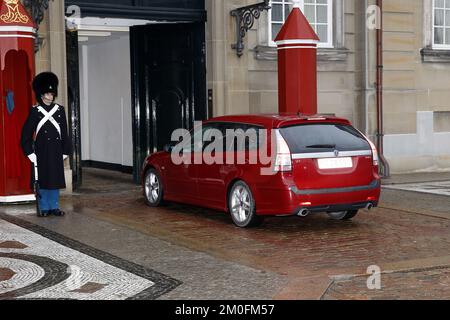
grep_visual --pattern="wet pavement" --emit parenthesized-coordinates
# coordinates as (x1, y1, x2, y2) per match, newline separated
(0, 168, 449, 300)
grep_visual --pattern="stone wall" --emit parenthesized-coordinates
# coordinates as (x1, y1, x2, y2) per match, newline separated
(382, 0, 450, 172)
(206, 0, 450, 173)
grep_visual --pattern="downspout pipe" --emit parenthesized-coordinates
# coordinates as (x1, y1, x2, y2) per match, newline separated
(364, 0, 371, 136)
(376, 0, 390, 177)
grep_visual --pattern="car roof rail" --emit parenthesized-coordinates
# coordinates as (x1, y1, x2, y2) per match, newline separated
(305, 114, 337, 121)
(296, 112, 336, 119)
(319, 113, 337, 117)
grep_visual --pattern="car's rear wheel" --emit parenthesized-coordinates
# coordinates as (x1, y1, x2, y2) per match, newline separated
(327, 210, 358, 220)
(228, 181, 263, 228)
(144, 168, 164, 207)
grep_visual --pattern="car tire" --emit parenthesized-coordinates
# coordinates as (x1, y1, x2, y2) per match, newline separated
(144, 168, 164, 207)
(228, 181, 263, 228)
(327, 210, 359, 221)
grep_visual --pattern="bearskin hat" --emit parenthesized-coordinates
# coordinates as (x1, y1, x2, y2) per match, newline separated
(32, 72, 59, 102)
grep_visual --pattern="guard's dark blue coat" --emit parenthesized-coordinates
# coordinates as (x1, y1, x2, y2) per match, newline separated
(21, 103, 72, 189)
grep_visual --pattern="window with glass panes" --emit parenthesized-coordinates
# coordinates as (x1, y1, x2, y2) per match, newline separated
(433, 0, 450, 48)
(269, 0, 333, 48)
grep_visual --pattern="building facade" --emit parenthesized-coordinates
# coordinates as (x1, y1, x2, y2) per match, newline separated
(207, 0, 450, 174)
(26, 0, 450, 191)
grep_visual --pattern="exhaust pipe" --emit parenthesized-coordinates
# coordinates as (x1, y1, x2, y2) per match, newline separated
(366, 203, 374, 211)
(298, 209, 310, 217)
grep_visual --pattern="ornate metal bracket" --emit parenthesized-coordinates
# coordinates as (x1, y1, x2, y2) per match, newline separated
(230, 0, 271, 58)
(23, 0, 53, 52)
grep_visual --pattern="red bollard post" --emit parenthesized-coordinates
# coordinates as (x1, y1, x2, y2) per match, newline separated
(275, 1, 319, 115)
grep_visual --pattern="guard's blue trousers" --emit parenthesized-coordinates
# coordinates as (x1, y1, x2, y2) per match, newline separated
(38, 189, 60, 211)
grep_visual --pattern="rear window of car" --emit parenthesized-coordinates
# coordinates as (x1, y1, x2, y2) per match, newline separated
(280, 123, 371, 153)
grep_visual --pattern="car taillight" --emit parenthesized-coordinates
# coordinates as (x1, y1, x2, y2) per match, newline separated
(274, 130, 292, 172)
(367, 139, 379, 167)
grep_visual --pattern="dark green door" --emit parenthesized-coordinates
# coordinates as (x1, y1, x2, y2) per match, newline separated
(130, 23, 207, 183)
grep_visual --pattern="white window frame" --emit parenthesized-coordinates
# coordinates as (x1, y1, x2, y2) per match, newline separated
(432, 0, 450, 49)
(268, 0, 334, 48)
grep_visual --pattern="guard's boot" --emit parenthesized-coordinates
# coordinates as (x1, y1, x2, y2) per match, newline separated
(37, 210, 49, 218)
(49, 209, 65, 217)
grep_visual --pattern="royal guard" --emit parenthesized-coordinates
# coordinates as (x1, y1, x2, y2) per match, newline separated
(21, 72, 72, 217)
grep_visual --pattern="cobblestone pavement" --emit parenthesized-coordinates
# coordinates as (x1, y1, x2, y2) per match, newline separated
(1, 168, 449, 300)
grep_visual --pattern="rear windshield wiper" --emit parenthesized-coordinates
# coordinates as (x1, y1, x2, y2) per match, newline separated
(305, 144, 336, 149)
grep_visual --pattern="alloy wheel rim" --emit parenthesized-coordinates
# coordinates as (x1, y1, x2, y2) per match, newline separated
(231, 186, 251, 223)
(145, 173, 160, 203)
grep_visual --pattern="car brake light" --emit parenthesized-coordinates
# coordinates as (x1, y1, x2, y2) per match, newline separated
(274, 130, 292, 172)
(367, 139, 379, 166)
(358, 131, 379, 167)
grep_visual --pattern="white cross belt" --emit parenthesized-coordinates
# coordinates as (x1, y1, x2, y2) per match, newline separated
(36, 104, 61, 138)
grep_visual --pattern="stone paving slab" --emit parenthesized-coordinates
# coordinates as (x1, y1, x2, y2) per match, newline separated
(322, 267, 450, 300)
(382, 172, 450, 185)
(383, 181, 450, 197)
(380, 188, 450, 217)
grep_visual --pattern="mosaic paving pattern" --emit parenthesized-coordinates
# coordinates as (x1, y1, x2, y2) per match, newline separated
(383, 181, 450, 197)
(0, 213, 181, 300)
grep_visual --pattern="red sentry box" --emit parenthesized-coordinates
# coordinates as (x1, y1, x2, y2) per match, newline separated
(0, 0, 36, 202)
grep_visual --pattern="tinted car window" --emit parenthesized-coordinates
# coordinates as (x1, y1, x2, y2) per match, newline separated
(280, 123, 370, 153)
(203, 123, 225, 152)
(180, 124, 216, 153)
(223, 123, 262, 152)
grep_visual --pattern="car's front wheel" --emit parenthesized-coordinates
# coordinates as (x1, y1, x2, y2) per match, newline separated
(327, 210, 358, 220)
(144, 168, 164, 207)
(228, 181, 263, 228)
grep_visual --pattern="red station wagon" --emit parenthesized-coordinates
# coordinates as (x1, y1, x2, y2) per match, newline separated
(142, 114, 381, 228)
